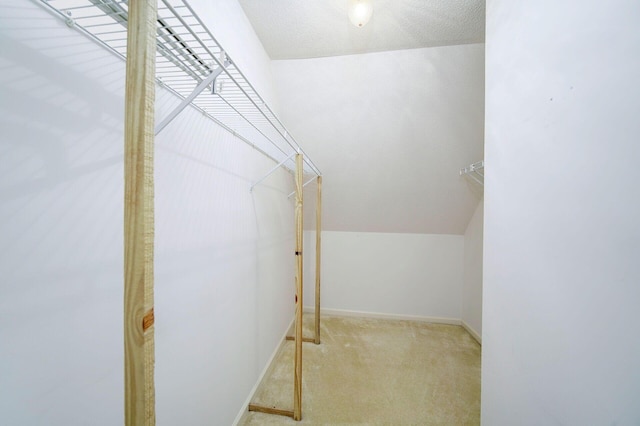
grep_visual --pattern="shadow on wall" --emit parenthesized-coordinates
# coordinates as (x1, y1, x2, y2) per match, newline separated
(0, 2, 299, 424)
(0, 6, 126, 295)
(0, 2, 129, 424)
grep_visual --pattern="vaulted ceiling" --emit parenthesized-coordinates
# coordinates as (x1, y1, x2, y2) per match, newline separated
(238, 0, 486, 234)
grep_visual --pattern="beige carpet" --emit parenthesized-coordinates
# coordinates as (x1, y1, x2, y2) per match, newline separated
(240, 315, 481, 425)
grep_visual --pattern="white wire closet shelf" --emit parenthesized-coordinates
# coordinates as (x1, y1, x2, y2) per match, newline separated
(460, 160, 484, 186)
(37, 0, 321, 178)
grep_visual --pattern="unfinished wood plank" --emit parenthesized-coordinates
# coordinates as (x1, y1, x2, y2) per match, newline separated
(248, 404, 295, 418)
(315, 175, 322, 345)
(285, 336, 315, 343)
(124, 0, 156, 424)
(293, 153, 304, 421)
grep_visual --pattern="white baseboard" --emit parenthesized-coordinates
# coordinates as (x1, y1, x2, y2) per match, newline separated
(303, 306, 481, 343)
(231, 316, 295, 426)
(304, 306, 461, 326)
(461, 320, 482, 345)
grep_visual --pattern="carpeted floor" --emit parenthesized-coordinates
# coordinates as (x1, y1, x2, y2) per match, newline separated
(239, 315, 481, 425)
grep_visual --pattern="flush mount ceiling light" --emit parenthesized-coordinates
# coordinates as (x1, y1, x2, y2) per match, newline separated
(348, 0, 373, 28)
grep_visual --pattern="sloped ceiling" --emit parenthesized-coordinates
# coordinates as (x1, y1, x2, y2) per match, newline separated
(238, 0, 485, 235)
(273, 45, 485, 235)
(238, 0, 485, 59)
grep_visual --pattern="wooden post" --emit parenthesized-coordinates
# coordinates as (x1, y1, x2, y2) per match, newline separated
(124, 0, 156, 424)
(293, 153, 304, 421)
(314, 176, 322, 344)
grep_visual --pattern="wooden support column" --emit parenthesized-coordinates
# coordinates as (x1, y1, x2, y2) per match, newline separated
(293, 153, 304, 421)
(124, 0, 157, 424)
(314, 176, 322, 344)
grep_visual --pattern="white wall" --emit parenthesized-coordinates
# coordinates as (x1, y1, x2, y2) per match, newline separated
(283, 46, 484, 326)
(0, 1, 294, 425)
(484, 1, 640, 424)
(0, 4, 126, 423)
(154, 92, 294, 426)
(462, 199, 483, 339)
(304, 231, 464, 320)
(271, 44, 485, 235)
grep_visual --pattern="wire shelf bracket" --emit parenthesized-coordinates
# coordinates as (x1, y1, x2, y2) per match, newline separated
(250, 152, 296, 192)
(155, 60, 227, 135)
(35, 0, 322, 178)
(287, 176, 317, 198)
(460, 160, 484, 186)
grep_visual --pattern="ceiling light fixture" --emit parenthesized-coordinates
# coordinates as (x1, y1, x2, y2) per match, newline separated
(348, 0, 373, 28)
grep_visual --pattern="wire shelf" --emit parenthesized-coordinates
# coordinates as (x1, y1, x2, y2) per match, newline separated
(460, 160, 484, 186)
(37, 0, 321, 176)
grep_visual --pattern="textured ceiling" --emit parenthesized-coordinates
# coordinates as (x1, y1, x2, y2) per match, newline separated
(237, 0, 485, 59)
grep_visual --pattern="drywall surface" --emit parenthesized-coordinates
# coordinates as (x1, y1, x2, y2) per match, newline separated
(154, 89, 294, 426)
(0, 1, 293, 425)
(303, 231, 464, 320)
(483, 1, 640, 424)
(462, 200, 482, 339)
(0, 4, 126, 424)
(272, 44, 485, 235)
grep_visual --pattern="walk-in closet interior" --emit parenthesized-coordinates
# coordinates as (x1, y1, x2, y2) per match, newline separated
(1, 0, 638, 425)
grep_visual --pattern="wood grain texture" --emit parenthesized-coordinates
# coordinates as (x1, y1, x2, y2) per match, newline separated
(315, 176, 322, 345)
(248, 404, 294, 418)
(285, 336, 315, 343)
(142, 308, 155, 331)
(124, 0, 156, 424)
(293, 154, 304, 421)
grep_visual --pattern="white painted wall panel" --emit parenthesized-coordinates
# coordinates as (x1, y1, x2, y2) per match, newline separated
(272, 44, 485, 235)
(0, 4, 126, 424)
(484, 0, 640, 424)
(304, 231, 464, 320)
(462, 199, 483, 338)
(154, 92, 294, 426)
(0, 1, 292, 425)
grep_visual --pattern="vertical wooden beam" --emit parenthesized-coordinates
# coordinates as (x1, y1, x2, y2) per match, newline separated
(124, 0, 156, 425)
(314, 176, 322, 345)
(293, 153, 304, 421)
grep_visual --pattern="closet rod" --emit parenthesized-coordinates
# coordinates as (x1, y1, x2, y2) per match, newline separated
(179, 0, 322, 176)
(250, 152, 296, 192)
(37, 0, 321, 177)
(287, 176, 317, 198)
(159, 86, 284, 167)
(214, 92, 293, 162)
(162, 0, 302, 158)
(165, 0, 320, 175)
(35, 1, 265, 154)
(155, 63, 226, 135)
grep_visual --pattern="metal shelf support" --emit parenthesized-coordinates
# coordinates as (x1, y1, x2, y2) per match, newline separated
(250, 152, 296, 192)
(155, 62, 227, 135)
(460, 160, 484, 186)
